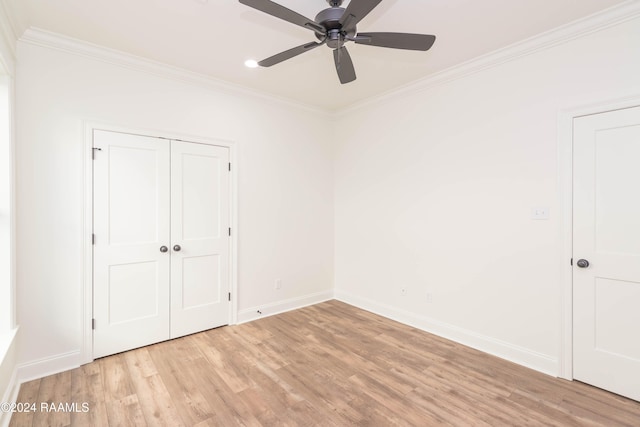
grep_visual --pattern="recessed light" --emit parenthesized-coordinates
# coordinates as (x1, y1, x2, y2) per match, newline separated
(244, 59, 259, 68)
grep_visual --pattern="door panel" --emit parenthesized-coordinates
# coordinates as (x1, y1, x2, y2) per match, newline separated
(594, 278, 640, 360)
(107, 261, 160, 324)
(107, 145, 161, 245)
(573, 106, 640, 402)
(181, 255, 221, 308)
(170, 141, 230, 338)
(93, 130, 171, 359)
(594, 129, 640, 254)
(180, 153, 222, 240)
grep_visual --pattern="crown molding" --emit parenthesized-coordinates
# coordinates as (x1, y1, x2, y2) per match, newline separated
(336, 0, 640, 115)
(19, 27, 333, 117)
(15, 1, 640, 115)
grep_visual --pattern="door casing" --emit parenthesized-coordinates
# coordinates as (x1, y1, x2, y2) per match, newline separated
(558, 95, 640, 380)
(81, 122, 238, 364)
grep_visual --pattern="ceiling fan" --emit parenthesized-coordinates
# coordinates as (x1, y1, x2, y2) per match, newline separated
(238, 0, 436, 84)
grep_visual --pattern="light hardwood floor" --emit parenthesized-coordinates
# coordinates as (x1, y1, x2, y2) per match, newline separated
(9, 300, 640, 426)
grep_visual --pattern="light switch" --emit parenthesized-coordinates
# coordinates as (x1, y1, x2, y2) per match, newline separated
(531, 207, 550, 220)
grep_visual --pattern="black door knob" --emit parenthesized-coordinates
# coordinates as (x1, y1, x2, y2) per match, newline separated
(576, 259, 590, 268)
(160, 246, 168, 253)
(173, 245, 181, 252)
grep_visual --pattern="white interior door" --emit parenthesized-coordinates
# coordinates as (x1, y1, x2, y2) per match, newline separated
(573, 105, 640, 402)
(170, 141, 230, 338)
(93, 130, 171, 358)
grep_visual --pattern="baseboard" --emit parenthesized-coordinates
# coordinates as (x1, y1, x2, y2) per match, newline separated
(237, 290, 334, 324)
(0, 369, 18, 427)
(0, 328, 19, 427)
(16, 350, 80, 384)
(13, 291, 332, 380)
(335, 290, 559, 377)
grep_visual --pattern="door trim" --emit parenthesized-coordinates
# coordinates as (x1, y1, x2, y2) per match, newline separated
(81, 122, 238, 364)
(558, 95, 640, 380)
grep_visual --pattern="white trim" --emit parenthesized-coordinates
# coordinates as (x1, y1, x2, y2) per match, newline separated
(8, 73, 15, 331)
(19, 28, 331, 117)
(81, 124, 93, 365)
(0, 52, 16, 337)
(557, 108, 574, 381)
(335, 291, 559, 377)
(229, 147, 239, 325)
(0, 370, 17, 427)
(338, 0, 640, 115)
(0, 327, 18, 427)
(557, 94, 640, 380)
(16, 351, 80, 384)
(82, 121, 239, 364)
(0, 368, 18, 427)
(236, 291, 334, 324)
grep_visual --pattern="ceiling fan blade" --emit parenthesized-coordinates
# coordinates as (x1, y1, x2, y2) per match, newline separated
(333, 46, 356, 84)
(258, 41, 324, 67)
(339, 0, 383, 30)
(239, 0, 325, 35)
(354, 32, 436, 51)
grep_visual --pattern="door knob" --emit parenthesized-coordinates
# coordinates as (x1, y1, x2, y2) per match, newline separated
(160, 246, 168, 253)
(173, 245, 181, 252)
(576, 259, 590, 268)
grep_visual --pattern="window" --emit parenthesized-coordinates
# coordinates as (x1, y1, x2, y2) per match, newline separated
(0, 73, 12, 332)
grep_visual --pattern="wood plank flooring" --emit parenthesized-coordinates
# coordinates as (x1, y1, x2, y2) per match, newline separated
(9, 300, 640, 426)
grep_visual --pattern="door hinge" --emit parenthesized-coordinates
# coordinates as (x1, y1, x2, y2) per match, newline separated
(92, 319, 95, 330)
(228, 227, 231, 236)
(92, 147, 102, 159)
(228, 292, 231, 302)
(92, 234, 96, 245)
(570, 258, 573, 266)
(228, 162, 231, 172)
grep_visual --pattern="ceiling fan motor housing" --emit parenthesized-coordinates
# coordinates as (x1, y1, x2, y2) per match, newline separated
(315, 7, 356, 47)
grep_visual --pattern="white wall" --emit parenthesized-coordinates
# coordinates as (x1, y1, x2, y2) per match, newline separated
(0, 0, 18, 418)
(333, 16, 640, 375)
(13, 7, 640, 383)
(0, 1, 16, 73)
(15, 41, 334, 372)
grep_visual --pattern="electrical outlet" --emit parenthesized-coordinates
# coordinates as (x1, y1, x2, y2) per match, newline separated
(401, 288, 407, 296)
(426, 292, 433, 304)
(531, 207, 550, 220)
(275, 279, 282, 290)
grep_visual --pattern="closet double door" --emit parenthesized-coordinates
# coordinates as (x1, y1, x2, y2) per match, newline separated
(92, 130, 230, 359)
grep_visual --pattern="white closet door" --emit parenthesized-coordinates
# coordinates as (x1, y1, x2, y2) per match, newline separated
(93, 131, 171, 359)
(170, 141, 230, 338)
(573, 106, 640, 402)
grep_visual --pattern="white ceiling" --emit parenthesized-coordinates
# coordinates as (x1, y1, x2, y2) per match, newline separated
(6, 0, 629, 110)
